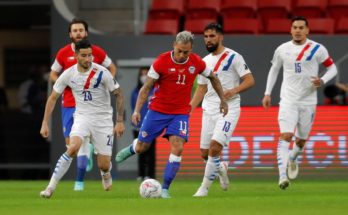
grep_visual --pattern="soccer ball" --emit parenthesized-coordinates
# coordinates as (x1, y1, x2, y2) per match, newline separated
(139, 179, 162, 198)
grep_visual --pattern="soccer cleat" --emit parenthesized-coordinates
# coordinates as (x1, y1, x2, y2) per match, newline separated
(86, 143, 94, 172)
(40, 187, 54, 198)
(115, 147, 133, 163)
(287, 159, 299, 180)
(218, 161, 230, 191)
(161, 189, 171, 198)
(278, 178, 290, 190)
(193, 186, 208, 197)
(102, 172, 112, 191)
(74, 181, 84, 191)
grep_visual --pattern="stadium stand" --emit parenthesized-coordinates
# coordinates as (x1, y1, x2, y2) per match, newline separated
(264, 18, 292, 34)
(335, 17, 348, 33)
(307, 18, 335, 34)
(148, 0, 184, 19)
(257, 0, 292, 25)
(327, 0, 348, 21)
(185, 0, 220, 20)
(292, 0, 328, 18)
(220, 0, 257, 19)
(144, 19, 179, 35)
(223, 18, 259, 34)
(184, 18, 217, 34)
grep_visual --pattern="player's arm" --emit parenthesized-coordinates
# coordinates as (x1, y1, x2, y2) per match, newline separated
(206, 72, 228, 116)
(49, 70, 59, 82)
(107, 62, 117, 77)
(311, 55, 337, 87)
(190, 84, 207, 113)
(224, 73, 255, 99)
(40, 90, 61, 138)
(112, 87, 125, 137)
(132, 77, 156, 125)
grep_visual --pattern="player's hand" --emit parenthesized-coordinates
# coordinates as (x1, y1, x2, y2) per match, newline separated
(114, 122, 125, 138)
(262, 95, 271, 109)
(131, 111, 141, 125)
(223, 89, 236, 99)
(219, 100, 228, 117)
(40, 122, 49, 138)
(311, 76, 324, 87)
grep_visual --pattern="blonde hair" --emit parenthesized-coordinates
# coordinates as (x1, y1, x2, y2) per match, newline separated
(176, 31, 194, 44)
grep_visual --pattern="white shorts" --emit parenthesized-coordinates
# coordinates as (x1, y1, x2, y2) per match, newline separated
(70, 115, 114, 156)
(200, 105, 240, 149)
(278, 103, 316, 139)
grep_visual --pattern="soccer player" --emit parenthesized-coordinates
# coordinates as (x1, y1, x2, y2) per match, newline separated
(50, 18, 117, 191)
(115, 31, 228, 198)
(40, 39, 125, 198)
(262, 16, 337, 190)
(190, 23, 255, 197)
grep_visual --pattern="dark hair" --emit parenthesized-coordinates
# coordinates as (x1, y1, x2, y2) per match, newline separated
(204, 22, 223, 34)
(75, 39, 91, 52)
(291, 16, 308, 27)
(69, 18, 89, 33)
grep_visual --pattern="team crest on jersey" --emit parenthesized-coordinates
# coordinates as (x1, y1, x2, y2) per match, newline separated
(188, 66, 195, 74)
(141, 131, 148, 138)
(168, 68, 176, 73)
(180, 129, 187, 136)
(67, 56, 75, 62)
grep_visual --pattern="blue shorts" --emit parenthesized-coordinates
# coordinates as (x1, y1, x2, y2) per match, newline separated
(138, 110, 189, 144)
(61, 107, 75, 138)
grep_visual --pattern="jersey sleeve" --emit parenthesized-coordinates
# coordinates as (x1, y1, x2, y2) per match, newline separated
(199, 59, 211, 77)
(148, 57, 161, 79)
(51, 49, 64, 73)
(92, 45, 112, 67)
(104, 70, 120, 92)
(101, 55, 112, 68)
(317, 45, 334, 68)
(233, 54, 251, 77)
(265, 47, 283, 95)
(53, 69, 69, 93)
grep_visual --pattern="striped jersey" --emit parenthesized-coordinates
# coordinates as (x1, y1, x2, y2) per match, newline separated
(51, 43, 112, 107)
(53, 63, 119, 121)
(266, 39, 334, 105)
(198, 47, 251, 114)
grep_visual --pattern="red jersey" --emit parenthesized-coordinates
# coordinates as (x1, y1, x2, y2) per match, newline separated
(51, 43, 111, 107)
(148, 51, 210, 114)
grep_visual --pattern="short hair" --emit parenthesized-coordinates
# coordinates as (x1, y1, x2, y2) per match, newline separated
(175, 31, 194, 44)
(291, 16, 308, 27)
(204, 22, 223, 34)
(75, 39, 91, 52)
(69, 18, 89, 33)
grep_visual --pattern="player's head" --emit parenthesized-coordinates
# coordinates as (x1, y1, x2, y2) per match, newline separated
(75, 39, 92, 70)
(291, 16, 309, 45)
(204, 23, 224, 53)
(173, 31, 194, 63)
(69, 18, 89, 43)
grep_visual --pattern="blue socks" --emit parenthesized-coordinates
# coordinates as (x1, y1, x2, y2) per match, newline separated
(76, 155, 88, 182)
(162, 154, 182, 190)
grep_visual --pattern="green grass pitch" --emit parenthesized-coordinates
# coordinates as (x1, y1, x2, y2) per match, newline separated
(0, 179, 347, 215)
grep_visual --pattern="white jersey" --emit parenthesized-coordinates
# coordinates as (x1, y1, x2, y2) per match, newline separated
(53, 62, 119, 122)
(265, 39, 334, 106)
(198, 47, 251, 114)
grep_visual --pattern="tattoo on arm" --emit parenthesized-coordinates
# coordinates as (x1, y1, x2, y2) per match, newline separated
(135, 78, 155, 113)
(113, 88, 125, 122)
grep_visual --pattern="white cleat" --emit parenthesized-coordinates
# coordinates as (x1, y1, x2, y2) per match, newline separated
(193, 186, 208, 197)
(218, 161, 230, 191)
(40, 187, 54, 198)
(278, 178, 290, 190)
(287, 159, 299, 180)
(102, 172, 112, 191)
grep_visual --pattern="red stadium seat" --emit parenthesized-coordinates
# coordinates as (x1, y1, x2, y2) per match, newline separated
(223, 18, 259, 34)
(149, 0, 184, 19)
(186, 0, 220, 20)
(335, 17, 348, 33)
(264, 18, 292, 34)
(327, 0, 348, 21)
(184, 19, 217, 34)
(308, 18, 335, 34)
(258, 0, 291, 24)
(292, 0, 328, 18)
(144, 19, 179, 35)
(220, 0, 257, 19)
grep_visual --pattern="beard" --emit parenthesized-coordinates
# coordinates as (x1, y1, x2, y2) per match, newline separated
(206, 43, 218, 53)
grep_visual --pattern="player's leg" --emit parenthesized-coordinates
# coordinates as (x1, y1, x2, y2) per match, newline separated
(288, 105, 316, 180)
(277, 104, 298, 190)
(115, 110, 164, 163)
(40, 135, 83, 198)
(161, 114, 188, 198)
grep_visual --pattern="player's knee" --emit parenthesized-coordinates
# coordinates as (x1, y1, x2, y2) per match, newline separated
(98, 161, 110, 172)
(295, 139, 306, 147)
(209, 141, 223, 157)
(280, 133, 293, 142)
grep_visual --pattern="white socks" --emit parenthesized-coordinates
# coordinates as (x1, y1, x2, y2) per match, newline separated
(201, 156, 220, 189)
(48, 153, 73, 190)
(277, 140, 290, 179)
(290, 143, 303, 161)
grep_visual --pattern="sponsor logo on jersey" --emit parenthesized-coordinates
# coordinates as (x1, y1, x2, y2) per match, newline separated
(188, 66, 195, 74)
(168, 68, 176, 73)
(67, 56, 75, 62)
(179, 68, 185, 73)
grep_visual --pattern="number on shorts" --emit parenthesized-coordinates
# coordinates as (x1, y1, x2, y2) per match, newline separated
(83, 90, 92, 101)
(222, 121, 231, 132)
(179, 120, 187, 132)
(106, 134, 113, 146)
